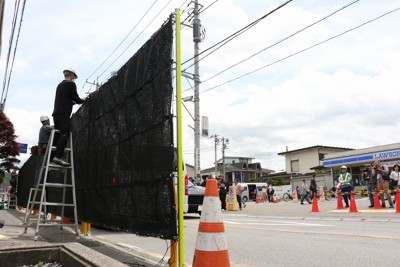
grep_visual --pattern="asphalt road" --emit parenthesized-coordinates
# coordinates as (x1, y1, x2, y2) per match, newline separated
(90, 198, 400, 266)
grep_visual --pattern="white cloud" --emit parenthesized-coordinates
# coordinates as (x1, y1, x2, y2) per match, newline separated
(2, 0, 400, 172)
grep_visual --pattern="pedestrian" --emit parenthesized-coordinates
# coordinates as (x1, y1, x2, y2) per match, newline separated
(261, 185, 267, 203)
(310, 174, 317, 198)
(218, 175, 227, 211)
(390, 164, 400, 188)
(300, 179, 311, 204)
(374, 161, 394, 208)
(366, 167, 376, 208)
(34, 115, 54, 185)
(267, 184, 275, 202)
(338, 165, 352, 208)
(52, 68, 86, 166)
(234, 178, 245, 210)
(200, 175, 208, 187)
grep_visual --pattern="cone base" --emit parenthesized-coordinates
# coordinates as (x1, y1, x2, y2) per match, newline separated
(193, 250, 230, 267)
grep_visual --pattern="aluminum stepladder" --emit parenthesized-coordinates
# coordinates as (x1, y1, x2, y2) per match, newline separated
(24, 129, 79, 241)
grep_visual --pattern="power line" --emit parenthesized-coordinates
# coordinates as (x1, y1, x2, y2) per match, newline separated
(201, 0, 360, 84)
(1, 0, 27, 110)
(199, 0, 219, 15)
(200, 6, 400, 94)
(98, 0, 173, 82)
(84, 0, 160, 87)
(181, 0, 293, 68)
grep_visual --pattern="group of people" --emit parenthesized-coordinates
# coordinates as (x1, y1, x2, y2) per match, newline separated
(338, 162, 398, 208)
(299, 174, 318, 205)
(299, 163, 399, 208)
(209, 176, 247, 211)
(366, 161, 398, 208)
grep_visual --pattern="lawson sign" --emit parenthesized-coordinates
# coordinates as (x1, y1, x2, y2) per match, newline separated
(323, 149, 400, 167)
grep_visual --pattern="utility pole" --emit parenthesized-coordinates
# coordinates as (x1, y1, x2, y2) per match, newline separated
(193, 0, 201, 183)
(221, 137, 229, 181)
(210, 135, 220, 176)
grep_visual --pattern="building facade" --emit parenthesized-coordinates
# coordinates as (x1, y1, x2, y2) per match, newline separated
(278, 146, 353, 174)
(201, 156, 273, 183)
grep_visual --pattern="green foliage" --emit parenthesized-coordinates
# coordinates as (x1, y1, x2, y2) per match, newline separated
(247, 177, 256, 182)
(268, 176, 287, 186)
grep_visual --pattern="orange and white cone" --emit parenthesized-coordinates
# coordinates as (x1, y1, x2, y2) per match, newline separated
(193, 179, 230, 267)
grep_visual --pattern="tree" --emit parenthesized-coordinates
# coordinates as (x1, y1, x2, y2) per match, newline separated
(0, 111, 20, 171)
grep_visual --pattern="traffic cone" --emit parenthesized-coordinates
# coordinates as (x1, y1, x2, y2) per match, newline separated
(192, 179, 230, 267)
(311, 193, 319, 212)
(349, 191, 358, 213)
(273, 194, 277, 203)
(277, 195, 281, 202)
(396, 188, 400, 214)
(336, 190, 344, 210)
(374, 189, 382, 209)
(255, 195, 259, 204)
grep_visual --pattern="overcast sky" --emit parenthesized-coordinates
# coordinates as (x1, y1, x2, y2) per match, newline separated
(1, 0, 400, 172)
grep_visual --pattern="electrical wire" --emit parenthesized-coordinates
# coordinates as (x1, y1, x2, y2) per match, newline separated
(98, 0, 173, 81)
(181, 0, 293, 68)
(199, 0, 219, 15)
(0, 0, 27, 110)
(201, 0, 360, 84)
(200, 6, 400, 94)
(180, 0, 191, 14)
(1, 0, 20, 105)
(84, 0, 160, 88)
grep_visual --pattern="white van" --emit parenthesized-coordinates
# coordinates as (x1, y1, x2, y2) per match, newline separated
(241, 182, 267, 202)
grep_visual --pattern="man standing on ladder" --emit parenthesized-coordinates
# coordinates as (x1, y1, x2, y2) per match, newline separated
(52, 68, 86, 166)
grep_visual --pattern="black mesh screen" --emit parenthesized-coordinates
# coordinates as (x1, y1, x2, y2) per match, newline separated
(71, 18, 176, 239)
(17, 16, 176, 240)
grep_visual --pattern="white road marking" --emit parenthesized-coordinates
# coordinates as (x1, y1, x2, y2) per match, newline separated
(224, 219, 333, 227)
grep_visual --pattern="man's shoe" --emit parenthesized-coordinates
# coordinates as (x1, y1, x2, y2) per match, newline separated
(368, 205, 374, 208)
(52, 157, 70, 166)
(243, 204, 247, 208)
(389, 205, 394, 208)
(300, 202, 304, 205)
(345, 205, 349, 208)
(382, 205, 386, 208)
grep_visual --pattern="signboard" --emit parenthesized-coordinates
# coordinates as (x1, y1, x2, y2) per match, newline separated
(323, 149, 400, 167)
(18, 143, 28, 154)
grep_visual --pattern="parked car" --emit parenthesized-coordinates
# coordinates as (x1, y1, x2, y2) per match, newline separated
(188, 180, 205, 214)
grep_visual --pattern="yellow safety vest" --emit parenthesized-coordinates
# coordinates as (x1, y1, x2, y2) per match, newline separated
(339, 173, 350, 185)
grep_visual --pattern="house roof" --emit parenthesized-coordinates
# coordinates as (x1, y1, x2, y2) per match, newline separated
(277, 145, 353, 156)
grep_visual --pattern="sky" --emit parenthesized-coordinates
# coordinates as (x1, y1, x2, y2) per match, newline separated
(1, 0, 400, 172)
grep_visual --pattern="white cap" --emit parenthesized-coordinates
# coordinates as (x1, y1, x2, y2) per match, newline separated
(40, 115, 49, 122)
(340, 165, 347, 169)
(63, 68, 78, 79)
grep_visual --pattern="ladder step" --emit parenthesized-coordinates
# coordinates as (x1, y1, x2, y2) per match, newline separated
(38, 223, 77, 227)
(30, 201, 75, 206)
(39, 183, 73, 188)
(47, 163, 72, 169)
(50, 146, 72, 152)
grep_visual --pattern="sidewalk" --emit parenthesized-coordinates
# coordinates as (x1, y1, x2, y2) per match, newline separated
(0, 209, 157, 267)
(227, 196, 400, 222)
